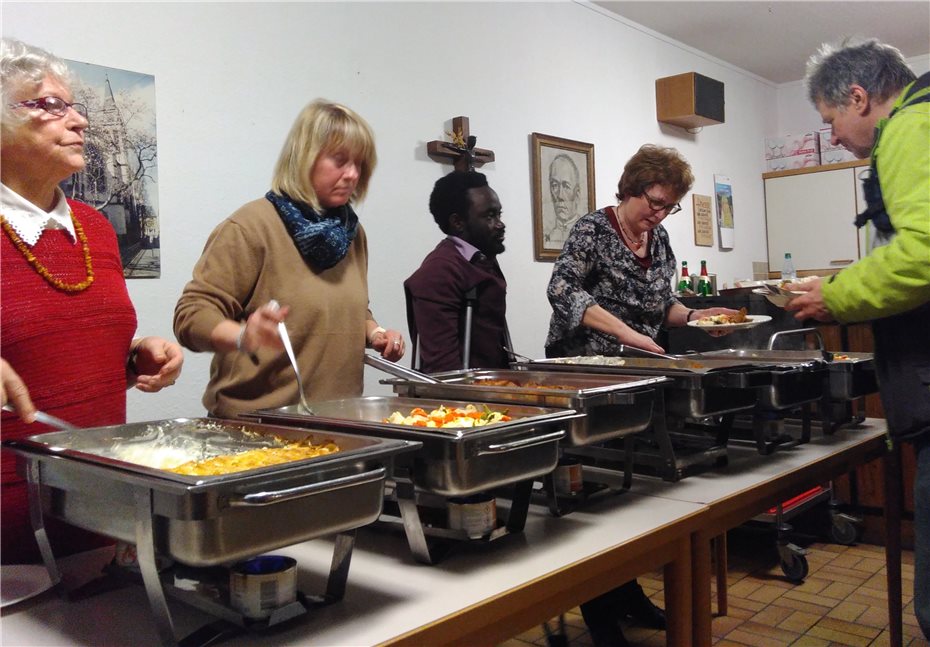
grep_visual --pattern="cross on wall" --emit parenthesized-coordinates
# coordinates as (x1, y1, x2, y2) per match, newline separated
(426, 116, 495, 172)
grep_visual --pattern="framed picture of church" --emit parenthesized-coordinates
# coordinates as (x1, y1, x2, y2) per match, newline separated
(59, 59, 160, 279)
(531, 132, 595, 261)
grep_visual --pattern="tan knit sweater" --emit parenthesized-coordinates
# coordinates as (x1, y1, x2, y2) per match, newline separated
(174, 198, 372, 418)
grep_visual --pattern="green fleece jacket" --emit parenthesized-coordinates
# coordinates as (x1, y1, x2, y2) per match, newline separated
(822, 77, 930, 322)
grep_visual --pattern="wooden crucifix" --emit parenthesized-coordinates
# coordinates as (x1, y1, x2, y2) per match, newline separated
(426, 116, 495, 172)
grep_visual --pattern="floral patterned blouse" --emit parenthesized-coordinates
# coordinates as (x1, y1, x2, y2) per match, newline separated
(545, 207, 680, 357)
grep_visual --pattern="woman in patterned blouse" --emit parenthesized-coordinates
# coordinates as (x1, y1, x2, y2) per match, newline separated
(545, 144, 736, 356)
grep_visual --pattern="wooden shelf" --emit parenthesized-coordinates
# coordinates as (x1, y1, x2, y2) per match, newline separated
(763, 158, 868, 180)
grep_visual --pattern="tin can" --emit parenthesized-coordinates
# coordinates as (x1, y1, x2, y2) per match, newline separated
(447, 493, 497, 539)
(229, 555, 297, 619)
(554, 457, 583, 495)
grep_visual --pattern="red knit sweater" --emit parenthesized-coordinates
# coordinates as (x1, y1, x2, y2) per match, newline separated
(1, 199, 137, 563)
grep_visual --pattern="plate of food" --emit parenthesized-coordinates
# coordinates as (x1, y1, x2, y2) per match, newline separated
(687, 310, 772, 331)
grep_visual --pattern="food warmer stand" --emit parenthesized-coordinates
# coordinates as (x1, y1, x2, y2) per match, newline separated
(3, 418, 418, 647)
(381, 368, 669, 513)
(245, 396, 580, 564)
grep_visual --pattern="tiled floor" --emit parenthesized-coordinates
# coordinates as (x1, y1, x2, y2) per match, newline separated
(500, 532, 928, 647)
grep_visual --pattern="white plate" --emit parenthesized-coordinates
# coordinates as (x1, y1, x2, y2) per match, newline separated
(751, 287, 803, 308)
(1, 564, 54, 608)
(687, 314, 772, 331)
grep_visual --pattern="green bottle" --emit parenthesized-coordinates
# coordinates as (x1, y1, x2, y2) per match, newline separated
(677, 261, 691, 293)
(698, 260, 711, 296)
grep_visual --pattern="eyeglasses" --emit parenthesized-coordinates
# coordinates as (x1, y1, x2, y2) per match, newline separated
(642, 192, 681, 215)
(9, 96, 88, 119)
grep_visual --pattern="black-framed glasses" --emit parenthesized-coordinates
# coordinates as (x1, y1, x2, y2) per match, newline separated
(9, 96, 88, 119)
(642, 192, 681, 215)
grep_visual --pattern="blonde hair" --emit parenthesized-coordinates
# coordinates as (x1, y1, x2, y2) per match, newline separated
(271, 100, 377, 212)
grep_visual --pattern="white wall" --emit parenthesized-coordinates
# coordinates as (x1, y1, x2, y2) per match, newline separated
(775, 53, 930, 135)
(3, 1, 778, 422)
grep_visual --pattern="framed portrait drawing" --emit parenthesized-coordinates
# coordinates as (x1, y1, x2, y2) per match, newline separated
(531, 133, 595, 261)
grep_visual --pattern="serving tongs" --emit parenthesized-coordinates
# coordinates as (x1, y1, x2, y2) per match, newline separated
(2, 403, 78, 431)
(364, 353, 441, 384)
(616, 345, 679, 361)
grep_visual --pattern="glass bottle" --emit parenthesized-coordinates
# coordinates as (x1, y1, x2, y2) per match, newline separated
(698, 260, 711, 296)
(677, 261, 691, 294)
(782, 252, 797, 282)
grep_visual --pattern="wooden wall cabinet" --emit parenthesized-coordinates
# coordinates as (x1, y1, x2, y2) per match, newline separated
(763, 160, 869, 275)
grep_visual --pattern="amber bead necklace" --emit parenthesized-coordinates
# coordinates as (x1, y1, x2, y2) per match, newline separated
(0, 211, 95, 292)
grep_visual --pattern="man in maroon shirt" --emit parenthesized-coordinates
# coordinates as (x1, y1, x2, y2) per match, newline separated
(405, 171, 510, 373)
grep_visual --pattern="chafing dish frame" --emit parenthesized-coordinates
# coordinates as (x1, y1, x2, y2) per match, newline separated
(4, 418, 419, 646)
(245, 396, 578, 564)
(509, 357, 781, 480)
(381, 369, 670, 515)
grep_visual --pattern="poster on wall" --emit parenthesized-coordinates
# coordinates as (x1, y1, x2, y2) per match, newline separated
(60, 59, 160, 279)
(692, 194, 713, 246)
(713, 174, 735, 250)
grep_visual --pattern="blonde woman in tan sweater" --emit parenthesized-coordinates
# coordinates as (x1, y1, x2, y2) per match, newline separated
(174, 100, 404, 418)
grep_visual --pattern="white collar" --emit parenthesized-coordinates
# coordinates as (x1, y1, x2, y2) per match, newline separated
(0, 184, 76, 246)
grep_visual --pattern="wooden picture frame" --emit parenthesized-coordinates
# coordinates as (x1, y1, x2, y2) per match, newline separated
(531, 133, 595, 261)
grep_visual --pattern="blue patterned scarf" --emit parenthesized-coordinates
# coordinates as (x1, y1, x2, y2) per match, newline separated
(265, 191, 358, 269)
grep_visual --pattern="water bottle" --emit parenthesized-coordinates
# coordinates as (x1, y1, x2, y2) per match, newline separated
(782, 253, 796, 282)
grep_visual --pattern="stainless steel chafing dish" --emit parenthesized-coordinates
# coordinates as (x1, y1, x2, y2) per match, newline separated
(382, 369, 669, 446)
(509, 356, 781, 480)
(245, 396, 578, 564)
(511, 356, 772, 418)
(691, 349, 876, 401)
(3, 418, 416, 566)
(246, 396, 577, 497)
(3, 418, 419, 645)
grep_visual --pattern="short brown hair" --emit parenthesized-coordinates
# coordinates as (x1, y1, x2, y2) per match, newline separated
(615, 144, 694, 203)
(271, 99, 377, 212)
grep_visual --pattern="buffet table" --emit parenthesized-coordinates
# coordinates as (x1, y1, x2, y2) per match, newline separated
(0, 420, 888, 647)
(0, 489, 704, 647)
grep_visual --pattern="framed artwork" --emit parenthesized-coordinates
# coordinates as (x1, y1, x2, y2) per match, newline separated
(713, 174, 735, 249)
(531, 133, 595, 261)
(60, 59, 161, 278)
(692, 194, 714, 246)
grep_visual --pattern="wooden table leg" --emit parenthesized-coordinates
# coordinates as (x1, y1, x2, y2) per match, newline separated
(664, 535, 692, 647)
(885, 443, 903, 647)
(692, 530, 713, 647)
(715, 533, 728, 616)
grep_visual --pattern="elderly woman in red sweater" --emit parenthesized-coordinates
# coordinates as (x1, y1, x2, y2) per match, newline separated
(0, 38, 183, 564)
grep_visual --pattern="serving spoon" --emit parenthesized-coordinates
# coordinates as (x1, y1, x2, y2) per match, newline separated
(268, 300, 313, 414)
(2, 404, 78, 431)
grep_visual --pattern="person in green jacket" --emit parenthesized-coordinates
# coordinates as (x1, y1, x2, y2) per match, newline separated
(788, 38, 929, 639)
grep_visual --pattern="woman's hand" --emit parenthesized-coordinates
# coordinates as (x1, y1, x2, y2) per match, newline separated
(131, 337, 185, 392)
(616, 329, 666, 354)
(240, 301, 290, 353)
(1, 358, 36, 423)
(784, 278, 834, 322)
(369, 327, 406, 361)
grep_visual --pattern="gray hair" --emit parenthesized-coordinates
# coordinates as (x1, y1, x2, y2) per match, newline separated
(805, 37, 916, 107)
(1, 38, 73, 126)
